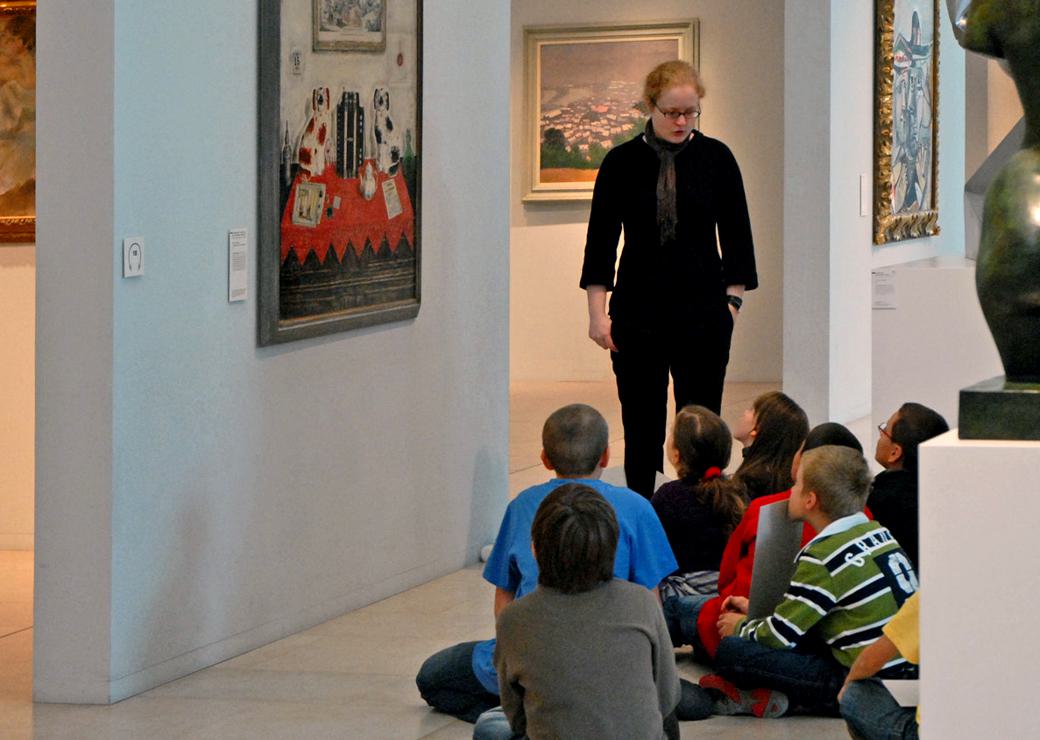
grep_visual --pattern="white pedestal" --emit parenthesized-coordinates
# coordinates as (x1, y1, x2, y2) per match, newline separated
(919, 431, 1040, 738)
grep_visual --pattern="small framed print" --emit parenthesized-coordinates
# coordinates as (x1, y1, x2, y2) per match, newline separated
(291, 181, 326, 227)
(312, 0, 386, 52)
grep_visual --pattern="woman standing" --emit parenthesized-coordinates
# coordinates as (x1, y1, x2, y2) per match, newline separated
(580, 61, 757, 499)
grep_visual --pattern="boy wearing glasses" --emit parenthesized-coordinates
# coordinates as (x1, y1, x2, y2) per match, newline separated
(871, 403, 949, 569)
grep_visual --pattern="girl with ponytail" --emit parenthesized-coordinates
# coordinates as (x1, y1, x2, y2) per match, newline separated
(651, 406, 747, 608)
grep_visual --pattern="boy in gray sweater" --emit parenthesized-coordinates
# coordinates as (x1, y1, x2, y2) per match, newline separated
(482, 483, 681, 740)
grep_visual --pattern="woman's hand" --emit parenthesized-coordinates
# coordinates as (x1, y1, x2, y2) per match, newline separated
(728, 303, 739, 322)
(589, 313, 618, 352)
(585, 285, 618, 351)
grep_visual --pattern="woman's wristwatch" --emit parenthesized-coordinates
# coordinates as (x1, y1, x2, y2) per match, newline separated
(727, 295, 744, 312)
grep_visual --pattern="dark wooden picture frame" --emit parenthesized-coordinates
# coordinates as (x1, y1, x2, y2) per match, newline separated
(258, 0, 421, 346)
(873, 0, 940, 245)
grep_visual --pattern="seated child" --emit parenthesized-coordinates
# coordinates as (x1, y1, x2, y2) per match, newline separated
(871, 403, 949, 570)
(693, 423, 865, 658)
(651, 406, 745, 641)
(416, 404, 679, 724)
(732, 391, 809, 501)
(839, 591, 920, 739)
(705, 445, 918, 717)
(484, 484, 682, 740)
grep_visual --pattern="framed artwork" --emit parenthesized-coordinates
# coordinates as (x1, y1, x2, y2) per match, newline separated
(312, 0, 386, 52)
(873, 0, 940, 244)
(522, 21, 699, 203)
(0, 1, 35, 243)
(258, 0, 421, 346)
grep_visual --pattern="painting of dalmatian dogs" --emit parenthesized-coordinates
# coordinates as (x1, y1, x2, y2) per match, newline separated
(372, 87, 401, 175)
(297, 86, 333, 178)
(259, 0, 422, 345)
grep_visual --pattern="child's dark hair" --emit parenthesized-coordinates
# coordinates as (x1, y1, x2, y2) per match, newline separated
(532, 483, 618, 594)
(890, 402, 949, 473)
(672, 405, 746, 533)
(734, 391, 809, 499)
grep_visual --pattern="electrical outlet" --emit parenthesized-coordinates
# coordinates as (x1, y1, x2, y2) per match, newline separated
(290, 48, 303, 76)
(123, 237, 144, 277)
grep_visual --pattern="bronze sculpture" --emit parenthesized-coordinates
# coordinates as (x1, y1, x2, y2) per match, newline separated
(948, 0, 1040, 438)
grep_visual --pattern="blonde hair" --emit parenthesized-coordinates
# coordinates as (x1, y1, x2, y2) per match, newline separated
(800, 446, 872, 519)
(643, 60, 706, 105)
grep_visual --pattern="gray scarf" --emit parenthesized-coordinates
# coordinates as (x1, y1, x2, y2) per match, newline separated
(643, 120, 693, 244)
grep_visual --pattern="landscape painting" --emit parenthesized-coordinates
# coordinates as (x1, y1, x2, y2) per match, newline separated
(523, 21, 698, 202)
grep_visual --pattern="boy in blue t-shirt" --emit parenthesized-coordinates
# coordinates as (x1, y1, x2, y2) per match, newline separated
(416, 404, 678, 723)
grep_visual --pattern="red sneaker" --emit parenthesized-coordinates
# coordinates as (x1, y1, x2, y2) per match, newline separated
(698, 674, 789, 718)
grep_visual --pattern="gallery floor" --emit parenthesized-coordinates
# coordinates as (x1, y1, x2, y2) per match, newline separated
(0, 380, 852, 738)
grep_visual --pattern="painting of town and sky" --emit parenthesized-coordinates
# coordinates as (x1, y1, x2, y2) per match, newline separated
(538, 37, 678, 185)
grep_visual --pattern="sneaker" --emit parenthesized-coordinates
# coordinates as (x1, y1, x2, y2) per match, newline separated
(699, 674, 788, 718)
(675, 678, 713, 721)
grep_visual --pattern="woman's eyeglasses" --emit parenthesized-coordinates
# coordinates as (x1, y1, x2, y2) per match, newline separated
(654, 104, 701, 121)
(877, 422, 892, 440)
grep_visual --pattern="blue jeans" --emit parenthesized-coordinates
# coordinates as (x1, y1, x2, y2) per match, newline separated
(472, 706, 523, 740)
(840, 679, 919, 739)
(473, 705, 681, 740)
(714, 636, 847, 715)
(416, 641, 500, 723)
(662, 593, 713, 648)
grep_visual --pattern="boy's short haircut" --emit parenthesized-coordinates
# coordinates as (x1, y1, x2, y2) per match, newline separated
(801, 446, 872, 519)
(891, 402, 950, 473)
(542, 404, 609, 476)
(531, 483, 618, 594)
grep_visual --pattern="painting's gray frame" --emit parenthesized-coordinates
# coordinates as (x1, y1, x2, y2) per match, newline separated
(522, 20, 699, 203)
(258, 0, 422, 346)
(312, 0, 387, 52)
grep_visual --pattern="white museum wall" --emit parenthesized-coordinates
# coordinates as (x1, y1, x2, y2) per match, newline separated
(35, 0, 116, 703)
(871, 257, 1002, 432)
(784, 0, 966, 429)
(35, 0, 510, 703)
(509, 0, 785, 384)
(0, 245, 34, 550)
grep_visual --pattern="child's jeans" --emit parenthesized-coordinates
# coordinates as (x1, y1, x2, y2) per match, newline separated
(839, 678, 919, 739)
(661, 592, 714, 648)
(714, 636, 848, 715)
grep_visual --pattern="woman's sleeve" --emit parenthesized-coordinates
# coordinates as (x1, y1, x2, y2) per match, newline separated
(715, 143, 758, 291)
(579, 150, 623, 290)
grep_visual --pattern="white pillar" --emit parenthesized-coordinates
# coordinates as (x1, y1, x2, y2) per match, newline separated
(919, 431, 1040, 738)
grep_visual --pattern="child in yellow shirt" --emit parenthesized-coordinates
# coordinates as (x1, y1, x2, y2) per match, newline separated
(838, 591, 920, 739)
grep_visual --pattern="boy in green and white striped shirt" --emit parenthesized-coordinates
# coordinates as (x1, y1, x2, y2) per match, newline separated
(702, 445, 918, 717)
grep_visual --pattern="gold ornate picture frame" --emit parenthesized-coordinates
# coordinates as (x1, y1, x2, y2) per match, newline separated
(0, 0, 35, 244)
(873, 0, 940, 245)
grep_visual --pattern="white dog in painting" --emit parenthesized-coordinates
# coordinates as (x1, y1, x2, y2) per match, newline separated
(297, 86, 333, 178)
(372, 87, 402, 175)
